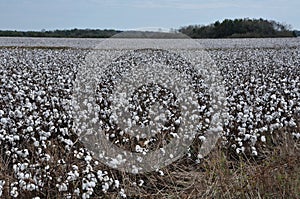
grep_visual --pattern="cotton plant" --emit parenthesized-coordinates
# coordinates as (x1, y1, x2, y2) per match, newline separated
(211, 47, 300, 157)
(0, 48, 121, 198)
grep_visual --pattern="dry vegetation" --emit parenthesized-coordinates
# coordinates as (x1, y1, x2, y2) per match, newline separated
(87, 130, 300, 199)
(1, 130, 298, 198)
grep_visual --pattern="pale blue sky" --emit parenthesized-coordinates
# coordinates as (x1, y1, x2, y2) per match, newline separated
(1, 0, 299, 31)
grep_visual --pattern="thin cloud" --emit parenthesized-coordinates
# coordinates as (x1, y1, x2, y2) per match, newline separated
(130, 0, 289, 10)
(131, 1, 239, 9)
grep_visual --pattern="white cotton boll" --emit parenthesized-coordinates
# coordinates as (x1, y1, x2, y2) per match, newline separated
(89, 181, 96, 188)
(82, 192, 90, 199)
(237, 104, 242, 110)
(158, 170, 164, 176)
(292, 133, 300, 139)
(13, 135, 20, 141)
(260, 126, 268, 132)
(0, 118, 8, 124)
(236, 147, 245, 154)
(97, 170, 106, 181)
(24, 173, 31, 179)
(26, 183, 36, 191)
(63, 139, 73, 147)
(119, 188, 126, 198)
(42, 154, 51, 162)
(76, 152, 84, 159)
(132, 167, 139, 174)
(82, 181, 87, 190)
(57, 183, 68, 192)
(135, 145, 143, 153)
(20, 163, 29, 171)
(0, 110, 4, 117)
(103, 176, 110, 182)
(170, 118, 179, 126)
(241, 147, 245, 153)
(109, 157, 121, 168)
(289, 120, 297, 127)
(238, 141, 243, 147)
(33, 141, 39, 147)
(261, 136, 266, 142)
(270, 94, 276, 100)
(238, 127, 246, 135)
(170, 132, 179, 138)
(102, 182, 109, 192)
(210, 126, 223, 133)
(10, 187, 19, 198)
(138, 179, 144, 186)
(197, 153, 203, 159)
(244, 134, 251, 140)
(198, 136, 206, 142)
(74, 188, 80, 196)
(17, 149, 29, 158)
(15, 110, 23, 118)
(72, 165, 78, 170)
(114, 180, 120, 188)
(67, 171, 79, 181)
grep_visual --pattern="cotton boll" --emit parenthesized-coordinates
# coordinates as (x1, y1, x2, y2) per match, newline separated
(26, 183, 36, 191)
(198, 136, 206, 142)
(119, 188, 126, 198)
(138, 179, 144, 187)
(261, 135, 266, 142)
(10, 186, 19, 198)
(56, 183, 68, 192)
(292, 133, 300, 139)
(0, 118, 8, 125)
(102, 182, 109, 193)
(27, 126, 33, 132)
(158, 170, 164, 176)
(0, 110, 5, 117)
(114, 180, 120, 188)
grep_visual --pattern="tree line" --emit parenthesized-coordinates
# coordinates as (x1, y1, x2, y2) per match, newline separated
(179, 18, 296, 38)
(0, 29, 121, 38)
(0, 18, 297, 38)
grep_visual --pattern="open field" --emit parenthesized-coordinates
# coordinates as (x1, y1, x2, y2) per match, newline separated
(0, 38, 299, 198)
(1, 37, 300, 49)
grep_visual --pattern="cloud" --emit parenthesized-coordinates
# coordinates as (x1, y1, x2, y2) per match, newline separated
(77, 0, 239, 9)
(127, 0, 291, 10)
(131, 0, 238, 9)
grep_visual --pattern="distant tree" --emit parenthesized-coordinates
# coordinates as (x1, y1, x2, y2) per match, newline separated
(179, 18, 295, 38)
(0, 29, 122, 38)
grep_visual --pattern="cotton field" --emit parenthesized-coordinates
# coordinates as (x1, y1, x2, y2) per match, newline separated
(211, 47, 300, 156)
(0, 38, 300, 198)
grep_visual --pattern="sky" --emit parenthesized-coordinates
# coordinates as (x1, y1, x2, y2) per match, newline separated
(0, 0, 299, 31)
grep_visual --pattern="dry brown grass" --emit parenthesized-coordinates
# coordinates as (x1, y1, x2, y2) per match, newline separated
(105, 133, 300, 199)
(0, 131, 299, 199)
